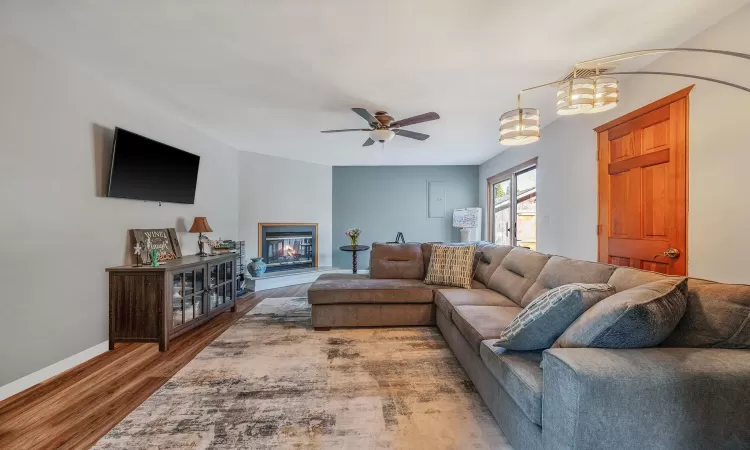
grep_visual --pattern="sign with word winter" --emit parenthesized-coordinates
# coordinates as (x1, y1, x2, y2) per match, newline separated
(131, 228, 182, 264)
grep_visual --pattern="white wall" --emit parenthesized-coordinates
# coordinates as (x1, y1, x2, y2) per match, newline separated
(237, 152, 333, 267)
(0, 35, 240, 387)
(480, 6, 750, 283)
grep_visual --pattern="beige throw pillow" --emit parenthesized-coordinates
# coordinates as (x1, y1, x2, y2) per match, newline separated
(424, 244, 476, 289)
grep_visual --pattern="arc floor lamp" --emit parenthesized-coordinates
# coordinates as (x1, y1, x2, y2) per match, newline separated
(499, 48, 750, 146)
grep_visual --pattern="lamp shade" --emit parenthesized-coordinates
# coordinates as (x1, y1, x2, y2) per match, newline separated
(499, 108, 540, 146)
(556, 78, 595, 115)
(369, 129, 395, 142)
(452, 208, 480, 228)
(585, 77, 619, 113)
(189, 217, 213, 233)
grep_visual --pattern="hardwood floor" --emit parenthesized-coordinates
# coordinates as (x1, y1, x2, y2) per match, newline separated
(0, 284, 311, 450)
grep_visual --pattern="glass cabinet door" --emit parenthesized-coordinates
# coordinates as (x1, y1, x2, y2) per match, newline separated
(194, 294, 204, 318)
(184, 271, 194, 296)
(172, 267, 211, 329)
(172, 273, 184, 327)
(203, 261, 234, 311)
(193, 267, 206, 317)
(184, 296, 194, 322)
(225, 262, 233, 283)
(209, 287, 218, 309)
(210, 265, 218, 287)
(194, 268, 205, 317)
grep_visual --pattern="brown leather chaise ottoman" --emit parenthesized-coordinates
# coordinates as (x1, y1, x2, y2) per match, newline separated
(308, 274, 436, 329)
(307, 242, 491, 329)
(308, 243, 435, 329)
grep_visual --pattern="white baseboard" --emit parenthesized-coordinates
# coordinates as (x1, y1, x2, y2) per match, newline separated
(0, 341, 109, 402)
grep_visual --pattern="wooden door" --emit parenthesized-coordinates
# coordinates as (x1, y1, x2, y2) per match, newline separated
(596, 86, 691, 275)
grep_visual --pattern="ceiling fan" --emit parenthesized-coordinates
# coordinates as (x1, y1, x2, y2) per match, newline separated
(321, 108, 440, 146)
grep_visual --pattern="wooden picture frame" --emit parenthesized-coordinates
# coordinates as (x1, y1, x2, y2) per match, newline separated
(131, 228, 182, 264)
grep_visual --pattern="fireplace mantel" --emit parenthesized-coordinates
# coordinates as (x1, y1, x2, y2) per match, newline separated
(257, 223, 319, 272)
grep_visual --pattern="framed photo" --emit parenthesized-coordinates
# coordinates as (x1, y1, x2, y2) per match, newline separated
(131, 228, 182, 264)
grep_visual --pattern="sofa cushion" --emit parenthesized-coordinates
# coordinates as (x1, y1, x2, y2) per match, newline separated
(480, 340, 543, 426)
(662, 278, 750, 349)
(521, 256, 617, 304)
(420, 242, 443, 274)
(555, 278, 688, 348)
(308, 274, 433, 305)
(473, 243, 513, 286)
(495, 283, 615, 351)
(607, 267, 671, 292)
(486, 247, 551, 306)
(428, 279, 486, 292)
(424, 244, 476, 289)
(434, 288, 516, 319)
(471, 279, 487, 289)
(369, 243, 424, 279)
(451, 305, 522, 353)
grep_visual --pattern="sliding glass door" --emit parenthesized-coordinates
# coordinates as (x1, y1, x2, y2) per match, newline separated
(488, 160, 537, 250)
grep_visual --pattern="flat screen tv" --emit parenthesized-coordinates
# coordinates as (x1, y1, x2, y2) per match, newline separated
(107, 128, 200, 204)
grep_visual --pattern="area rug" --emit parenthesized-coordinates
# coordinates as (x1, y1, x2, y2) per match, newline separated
(94, 297, 511, 449)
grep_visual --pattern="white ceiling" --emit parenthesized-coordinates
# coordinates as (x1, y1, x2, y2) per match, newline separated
(1, 0, 748, 166)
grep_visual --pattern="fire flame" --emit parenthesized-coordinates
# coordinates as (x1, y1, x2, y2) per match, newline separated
(284, 245, 296, 256)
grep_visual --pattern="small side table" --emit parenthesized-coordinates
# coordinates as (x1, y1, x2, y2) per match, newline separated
(339, 245, 370, 274)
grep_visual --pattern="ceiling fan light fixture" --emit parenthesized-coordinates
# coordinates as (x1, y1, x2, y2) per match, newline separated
(556, 77, 595, 115)
(369, 129, 395, 142)
(585, 77, 619, 114)
(499, 108, 540, 146)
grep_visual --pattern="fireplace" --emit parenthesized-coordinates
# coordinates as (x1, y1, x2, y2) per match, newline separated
(258, 223, 318, 273)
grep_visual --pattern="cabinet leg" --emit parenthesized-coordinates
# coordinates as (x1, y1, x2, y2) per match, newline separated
(314, 327, 331, 331)
(159, 337, 169, 352)
(109, 340, 115, 351)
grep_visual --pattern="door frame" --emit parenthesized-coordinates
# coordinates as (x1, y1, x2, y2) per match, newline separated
(595, 85, 693, 272)
(486, 157, 538, 245)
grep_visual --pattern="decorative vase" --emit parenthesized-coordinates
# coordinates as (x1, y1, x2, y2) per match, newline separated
(350, 237, 358, 247)
(248, 257, 267, 277)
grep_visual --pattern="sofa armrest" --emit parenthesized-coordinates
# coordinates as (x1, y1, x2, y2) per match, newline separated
(541, 347, 750, 450)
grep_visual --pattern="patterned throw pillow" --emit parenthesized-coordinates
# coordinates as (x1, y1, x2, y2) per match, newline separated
(424, 244, 477, 289)
(553, 278, 688, 349)
(494, 283, 615, 351)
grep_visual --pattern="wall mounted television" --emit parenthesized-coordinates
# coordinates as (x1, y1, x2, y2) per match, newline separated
(107, 128, 200, 204)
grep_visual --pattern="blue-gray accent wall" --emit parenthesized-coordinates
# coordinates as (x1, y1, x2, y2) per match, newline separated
(332, 165, 480, 270)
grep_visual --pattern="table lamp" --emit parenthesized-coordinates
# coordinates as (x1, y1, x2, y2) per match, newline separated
(452, 208, 481, 243)
(189, 217, 213, 256)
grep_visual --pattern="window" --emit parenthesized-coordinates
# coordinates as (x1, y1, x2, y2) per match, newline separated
(487, 159, 537, 250)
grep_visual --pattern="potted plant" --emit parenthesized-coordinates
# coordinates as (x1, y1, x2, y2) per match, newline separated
(346, 228, 362, 246)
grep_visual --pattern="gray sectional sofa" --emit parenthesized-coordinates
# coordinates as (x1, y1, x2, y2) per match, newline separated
(308, 242, 750, 450)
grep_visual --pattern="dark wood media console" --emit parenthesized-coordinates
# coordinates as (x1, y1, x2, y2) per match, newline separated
(107, 254, 237, 351)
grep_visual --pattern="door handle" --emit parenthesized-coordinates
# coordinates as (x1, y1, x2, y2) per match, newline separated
(654, 248, 680, 259)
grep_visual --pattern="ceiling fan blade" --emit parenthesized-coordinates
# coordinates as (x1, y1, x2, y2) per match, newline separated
(394, 129, 429, 141)
(320, 128, 370, 133)
(362, 138, 375, 147)
(390, 112, 440, 128)
(352, 108, 379, 126)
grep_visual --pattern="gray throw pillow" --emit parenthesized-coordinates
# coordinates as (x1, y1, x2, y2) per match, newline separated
(493, 283, 615, 351)
(553, 277, 688, 348)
